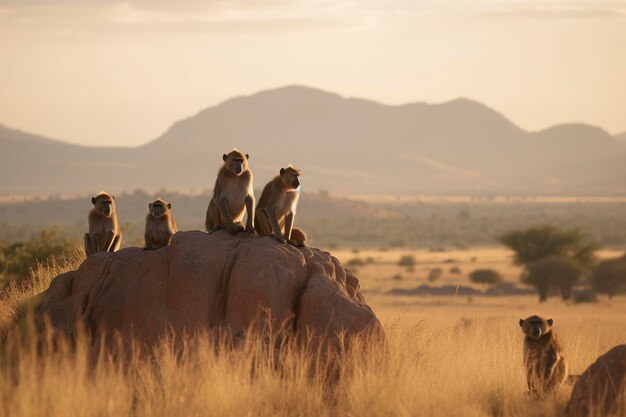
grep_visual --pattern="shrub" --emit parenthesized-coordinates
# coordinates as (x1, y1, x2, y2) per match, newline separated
(469, 269, 503, 287)
(398, 255, 416, 268)
(428, 268, 443, 283)
(0, 227, 78, 286)
(347, 257, 366, 268)
(449, 266, 461, 274)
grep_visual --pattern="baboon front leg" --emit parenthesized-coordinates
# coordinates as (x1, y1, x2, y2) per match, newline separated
(102, 231, 115, 252)
(84, 233, 95, 257)
(110, 232, 122, 252)
(144, 230, 154, 250)
(90, 233, 101, 253)
(218, 198, 245, 234)
(284, 212, 297, 246)
(244, 194, 256, 234)
(267, 208, 286, 244)
(163, 231, 173, 247)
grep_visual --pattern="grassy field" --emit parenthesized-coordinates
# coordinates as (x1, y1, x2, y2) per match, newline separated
(0, 247, 625, 417)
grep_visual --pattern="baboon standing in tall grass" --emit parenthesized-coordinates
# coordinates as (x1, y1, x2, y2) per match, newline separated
(519, 315, 568, 395)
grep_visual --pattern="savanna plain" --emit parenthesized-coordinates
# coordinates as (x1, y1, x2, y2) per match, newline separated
(1, 196, 626, 417)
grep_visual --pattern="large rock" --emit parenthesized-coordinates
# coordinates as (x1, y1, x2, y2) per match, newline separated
(567, 344, 626, 417)
(33, 231, 382, 354)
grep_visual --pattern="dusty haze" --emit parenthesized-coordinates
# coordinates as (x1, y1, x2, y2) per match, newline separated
(1, 0, 625, 146)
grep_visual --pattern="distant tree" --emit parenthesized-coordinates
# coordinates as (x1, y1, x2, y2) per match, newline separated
(449, 266, 462, 274)
(469, 269, 503, 287)
(428, 268, 443, 283)
(523, 256, 584, 302)
(499, 225, 596, 267)
(590, 256, 626, 299)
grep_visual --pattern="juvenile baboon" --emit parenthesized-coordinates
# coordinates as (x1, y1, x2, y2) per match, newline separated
(84, 192, 122, 257)
(144, 198, 177, 250)
(255, 165, 307, 247)
(519, 315, 568, 395)
(205, 149, 255, 235)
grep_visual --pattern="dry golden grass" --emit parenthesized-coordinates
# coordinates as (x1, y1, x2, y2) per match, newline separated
(0, 248, 625, 417)
(0, 248, 84, 336)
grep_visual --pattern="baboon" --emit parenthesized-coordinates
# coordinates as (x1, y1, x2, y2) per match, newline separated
(144, 198, 177, 250)
(519, 315, 568, 395)
(255, 165, 307, 247)
(84, 192, 122, 257)
(205, 149, 255, 235)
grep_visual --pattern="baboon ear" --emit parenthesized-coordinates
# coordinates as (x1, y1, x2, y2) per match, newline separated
(519, 319, 524, 327)
(245, 153, 249, 160)
(223, 154, 228, 161)
(280, 168, 285, 175)
(112, 195, 115, 200)
(148, 203, 152, 209)
(547, 319, 553, 326)
(91, 197, 96, 205)
(167, 203, 171, 209)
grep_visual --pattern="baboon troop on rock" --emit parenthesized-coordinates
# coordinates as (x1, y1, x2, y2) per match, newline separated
(83, 148, 307, 257)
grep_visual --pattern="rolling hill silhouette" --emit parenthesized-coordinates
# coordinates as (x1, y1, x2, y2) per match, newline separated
(2, 85, 625, 195)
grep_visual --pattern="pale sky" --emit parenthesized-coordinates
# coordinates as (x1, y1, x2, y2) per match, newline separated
(1, 0, 625, 146)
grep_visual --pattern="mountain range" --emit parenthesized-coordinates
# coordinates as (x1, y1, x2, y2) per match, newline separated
(2, 85, 625, 196)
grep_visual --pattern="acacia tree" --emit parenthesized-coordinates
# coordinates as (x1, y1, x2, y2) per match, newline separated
(590, 256, 626, 299)
(524, 256, 584, 301)
(499, 226, 596, 301)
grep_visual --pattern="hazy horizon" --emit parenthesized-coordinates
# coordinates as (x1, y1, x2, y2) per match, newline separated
(1, 0, 625, 146)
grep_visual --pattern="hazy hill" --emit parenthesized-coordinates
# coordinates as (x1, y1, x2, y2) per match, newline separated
(615, 132, 626, 144)
(2, 86, 625, 195)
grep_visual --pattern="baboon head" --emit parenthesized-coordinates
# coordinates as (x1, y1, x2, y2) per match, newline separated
(222, 148, 249, 176)
(148, 198, 171, 219)
(91, 192, 116, 217)
(519, 315, 553, 339)
(279, 165, 301, 190)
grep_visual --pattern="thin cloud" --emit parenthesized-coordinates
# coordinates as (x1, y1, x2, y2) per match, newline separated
(478, 5, 626, 19)
(0, 0, 362, 34)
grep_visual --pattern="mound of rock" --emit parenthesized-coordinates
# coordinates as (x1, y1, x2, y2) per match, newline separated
(32, 231, 382, 354)
(567, 344, 626, 417)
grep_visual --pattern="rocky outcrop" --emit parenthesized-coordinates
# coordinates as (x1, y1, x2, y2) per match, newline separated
(567, 344, 626, 417)
(32, 231, 382, 354)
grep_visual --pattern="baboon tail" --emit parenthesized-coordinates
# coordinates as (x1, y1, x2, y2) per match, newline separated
(291, 228, 308, 247)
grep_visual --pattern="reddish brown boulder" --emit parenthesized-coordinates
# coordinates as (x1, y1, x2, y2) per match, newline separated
(567, 344, 626, 417)
(33, 231, 382, 353)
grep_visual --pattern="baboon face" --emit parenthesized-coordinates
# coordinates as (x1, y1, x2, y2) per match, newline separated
(519, 315, 553, 339)
(223, 149, 249, 176)
(149, 199, 171, 219)
(92, 193, 115, 217)
(279, 166, 301, 189)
